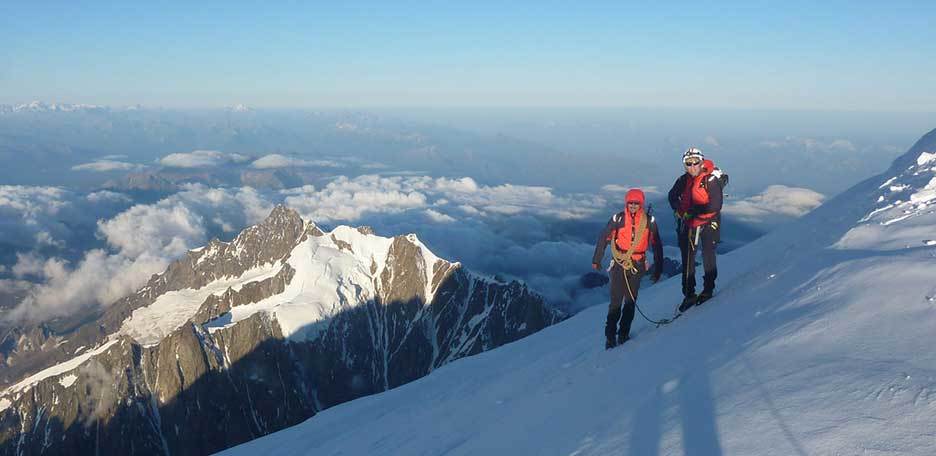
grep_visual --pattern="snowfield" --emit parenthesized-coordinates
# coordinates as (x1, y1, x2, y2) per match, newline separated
(220, 131, 936, 455)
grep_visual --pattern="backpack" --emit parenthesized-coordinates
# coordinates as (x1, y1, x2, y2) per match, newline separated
(709, 167, 729, 190)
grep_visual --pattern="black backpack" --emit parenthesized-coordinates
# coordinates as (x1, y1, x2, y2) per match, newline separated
(705, 167, 729, 191)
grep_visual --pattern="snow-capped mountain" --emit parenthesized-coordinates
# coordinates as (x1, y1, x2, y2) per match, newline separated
(0, 101, 108, 113)
(0, 207, 562, 455)
(218, 128, 936, 455)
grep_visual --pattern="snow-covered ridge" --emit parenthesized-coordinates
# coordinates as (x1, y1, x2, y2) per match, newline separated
(3, 211, 457, 408)
(118, 263, 282, 346)
(121, 215, 452, 346)
(0, 340, 120, 401)
(835, 149, 936, 250)
(204, 225, 452, 341)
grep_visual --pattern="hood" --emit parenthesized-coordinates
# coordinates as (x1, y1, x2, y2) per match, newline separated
(625, 188, 645, 208)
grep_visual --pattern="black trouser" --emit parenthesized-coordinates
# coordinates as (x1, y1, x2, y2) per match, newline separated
(606, 261, 645, 340)
(678, 222, 718, 297)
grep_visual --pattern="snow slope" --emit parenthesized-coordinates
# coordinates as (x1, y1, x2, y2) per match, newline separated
(117, 223, 445, 346)
(220, 129, 936, 455)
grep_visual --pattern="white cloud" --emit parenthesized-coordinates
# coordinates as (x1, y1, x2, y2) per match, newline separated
(251, 154, 342, 169)
(601, 184, 630, 193)
(7, 249, 172, 324)
(434, 177, 479, 194)
(0, 186, 69, 219)
(281, 175, 609, 225)
(71, 160, 145, 172)
(704, 135, 720, 147)
(601, 185, 659, 195)
(283, 176, 428, 223)
(250, 154, 293, 169)
(35, 231, 64, 248)
(723, 185, 825, 225)
(759, 137, 858, 153)
(425, 209, 456, 223)
(441, 182, 606, 220)
(6, 184, 275, 324)
(159, 150, 248, 168)
(228, 153, 253, 164)
(829, 139, 857, 152)
(0, 186, 140, 256)
(0, 186, 74, 250)
(12, 252, 47, 278)
(233, 187, 276, 226)
(97, 204, 206, 258)
(459, 205, 481, 215)
(86, 191, 132, 204)
(0, 278, 31, 295)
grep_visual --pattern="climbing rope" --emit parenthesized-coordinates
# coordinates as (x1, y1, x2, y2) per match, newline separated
(622, 266, 682, 327)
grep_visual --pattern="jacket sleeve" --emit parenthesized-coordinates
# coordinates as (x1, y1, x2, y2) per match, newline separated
(649, 218, 664, 277)
(667, 175, 684, 212)
(691, 176, 723, 214)
(592, 217, 614, 265)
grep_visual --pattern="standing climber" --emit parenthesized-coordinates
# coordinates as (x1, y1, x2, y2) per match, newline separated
(593, 188, 663, 349)
(668, 147, 726, 312)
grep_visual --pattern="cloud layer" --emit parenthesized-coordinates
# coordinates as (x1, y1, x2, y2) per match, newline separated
(723, 185, 825, 225)
(5, 185, 273, 323)
(159, 150, 251, 168)
(71, 160, 146, 172)
(250, 154, 342, 169)
(759, 137, 857, 153)
(8, 172, 720, 324)
(282, 175, 608, 224)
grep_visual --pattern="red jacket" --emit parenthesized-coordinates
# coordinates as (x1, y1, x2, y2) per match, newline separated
(668, 159, 724, 229)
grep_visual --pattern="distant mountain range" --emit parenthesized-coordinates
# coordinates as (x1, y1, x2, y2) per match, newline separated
(0, 101, 255, 113)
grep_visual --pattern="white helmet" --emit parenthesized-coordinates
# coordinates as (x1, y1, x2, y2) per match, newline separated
(683, 147, 704, 163)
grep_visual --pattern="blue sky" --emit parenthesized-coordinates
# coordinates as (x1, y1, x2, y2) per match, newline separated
(1, 1, 934, 110)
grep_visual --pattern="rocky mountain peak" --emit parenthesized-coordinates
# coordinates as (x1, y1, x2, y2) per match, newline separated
(0, 204, 563, 456)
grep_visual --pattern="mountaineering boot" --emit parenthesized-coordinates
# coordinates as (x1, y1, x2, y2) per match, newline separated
(605, 336, 617, 350)
(697, 290, 714, 305)
(678, 293, 697, 313)
(617, 333, 630, 346)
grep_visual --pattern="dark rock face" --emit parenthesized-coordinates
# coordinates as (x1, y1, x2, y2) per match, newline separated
(580, 272, 610, 289)
(0, 206, 563, 456)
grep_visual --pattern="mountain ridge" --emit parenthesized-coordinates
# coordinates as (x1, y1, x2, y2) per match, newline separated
(0, 205, 563, 455)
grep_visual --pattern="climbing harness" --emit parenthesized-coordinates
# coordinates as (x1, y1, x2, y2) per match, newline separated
(609, 209, 648, 273)
(612, 203, 681, 328)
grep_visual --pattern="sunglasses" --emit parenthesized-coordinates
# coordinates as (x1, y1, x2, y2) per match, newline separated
(627, 202, 640, 206)
(684, 160, 702, 166)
